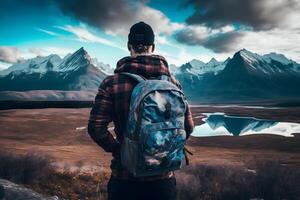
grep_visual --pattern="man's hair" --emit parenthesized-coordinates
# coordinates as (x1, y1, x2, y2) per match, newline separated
(131, 44, 152, 54)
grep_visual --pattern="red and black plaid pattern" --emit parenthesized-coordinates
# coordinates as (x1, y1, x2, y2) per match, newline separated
(88, 54, 194, 179)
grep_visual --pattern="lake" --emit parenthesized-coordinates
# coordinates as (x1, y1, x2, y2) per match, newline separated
(191, 113, 300, 137)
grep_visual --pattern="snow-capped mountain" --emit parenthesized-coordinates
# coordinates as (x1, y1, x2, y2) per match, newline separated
(234, 49, 300, 75)
(178, 57, 226, 76)
(175, 57, 228, 90)
(188, 59, 205, 74)
(0, 47, 113, 76)
(57, 47, 92, 72)
(168, 64, 179, 74)
(0, 47, 107, 97)
(175, 49, 300, 102)
(0, 54, 62, 76)
(264, 52, 295, 65)
(91, 58, 114, 75)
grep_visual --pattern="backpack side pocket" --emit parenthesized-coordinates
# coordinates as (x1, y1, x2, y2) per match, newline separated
(120, 137, 139, 173)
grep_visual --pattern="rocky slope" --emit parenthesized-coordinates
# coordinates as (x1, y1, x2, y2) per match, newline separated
(0, 179, 60, 200)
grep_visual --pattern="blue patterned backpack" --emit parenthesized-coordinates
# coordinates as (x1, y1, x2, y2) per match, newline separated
(120, 72, 187, 177)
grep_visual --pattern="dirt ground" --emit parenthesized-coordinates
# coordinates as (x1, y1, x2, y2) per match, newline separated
(0, 107, 299, 171)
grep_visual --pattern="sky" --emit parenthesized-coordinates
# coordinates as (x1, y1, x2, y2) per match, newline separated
(0, 0, 299, 70)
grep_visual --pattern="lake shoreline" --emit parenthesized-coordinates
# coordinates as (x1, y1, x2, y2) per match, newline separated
(1, 99, 300, 110)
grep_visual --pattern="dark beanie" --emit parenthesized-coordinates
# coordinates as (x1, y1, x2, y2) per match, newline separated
(128, 21, 155, 45)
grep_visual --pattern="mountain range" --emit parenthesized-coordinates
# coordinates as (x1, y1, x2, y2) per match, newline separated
(0, 48, 108, 100)
(0, 47, 299, 103)
(176, 49, 300, 103)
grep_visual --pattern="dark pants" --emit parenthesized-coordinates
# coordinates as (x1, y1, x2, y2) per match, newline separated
(107, 176, 177, 200)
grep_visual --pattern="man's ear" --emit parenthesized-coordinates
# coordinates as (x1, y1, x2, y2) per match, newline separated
(152, 44, 155, 52)
(127, 42, 131, 52)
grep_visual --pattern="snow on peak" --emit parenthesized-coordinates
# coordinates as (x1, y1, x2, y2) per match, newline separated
(263, 52, 293, 65)
(178, 57, 226, 76)
(91, 58, 113, 75)
(169, 64, 179, 75)
(224, 57, 231, 63)
(238, 49, 263, 63)
(0, 54, 62, 76)
(57, 47, 92, 72)
(74, 47, 88, 57)
(0, 47, 106, 76)
(206, 58, 220, 66)
(235, 49, 270, 72)
(189, 59, 205, 68)
(234, 49, 300, 74)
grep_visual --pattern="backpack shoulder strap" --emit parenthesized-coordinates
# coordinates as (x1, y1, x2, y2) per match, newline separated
(148, 75, 170, 81)
(119, 72, 146, 83)
(160, 75, 170, 81)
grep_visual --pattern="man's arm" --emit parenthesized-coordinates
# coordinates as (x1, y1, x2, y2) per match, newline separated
(88, 77, 119, 152)
(184, 103, 194, 138)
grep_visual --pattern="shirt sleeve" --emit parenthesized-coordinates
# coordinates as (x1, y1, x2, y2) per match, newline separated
(184, 102, 194, 138)
(87, 76, 119, 152)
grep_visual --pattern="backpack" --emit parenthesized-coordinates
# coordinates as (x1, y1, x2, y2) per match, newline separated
(120, 72, 187, 177)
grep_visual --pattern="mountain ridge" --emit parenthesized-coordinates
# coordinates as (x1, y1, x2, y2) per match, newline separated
(0, 47, 108, 92)
(176, 49, 300, 102)
(0, 48, 299, 102)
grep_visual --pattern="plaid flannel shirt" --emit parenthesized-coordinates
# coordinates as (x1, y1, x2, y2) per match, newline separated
(88, 54, 194, 178)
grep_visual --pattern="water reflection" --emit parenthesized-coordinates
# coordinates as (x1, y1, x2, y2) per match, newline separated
(192, 113, 300, 137)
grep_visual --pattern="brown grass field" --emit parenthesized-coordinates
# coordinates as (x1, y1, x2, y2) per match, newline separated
(0, 107, 299, 199)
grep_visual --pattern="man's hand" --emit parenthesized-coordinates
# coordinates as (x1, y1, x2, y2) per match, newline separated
(112, 143, 121, 159)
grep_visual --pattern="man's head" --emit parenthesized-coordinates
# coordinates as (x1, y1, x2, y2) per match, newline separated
(128, 21, 155, 56)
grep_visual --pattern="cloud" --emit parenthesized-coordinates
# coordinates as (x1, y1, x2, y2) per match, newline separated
(37, 28, 61, 37)
(57, 25, 127, 51)
(230, 28, 300, 63)
(175, 0, 300, 57)
(175, 25, 244, 53)
(175, 25, 210, 46)
(52, 0, 300, 60)
(157, 47, 195, 66)
(28, 47, 73, 58)
(0, 47, 24, 63)
(0, 62, 10, 71)
(176, 26, 300, 63)
(0, 46, 73, 64)
(182, 0, 299, 31)
(53, 0, 182, 36)
(202, 32, 245, 53)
